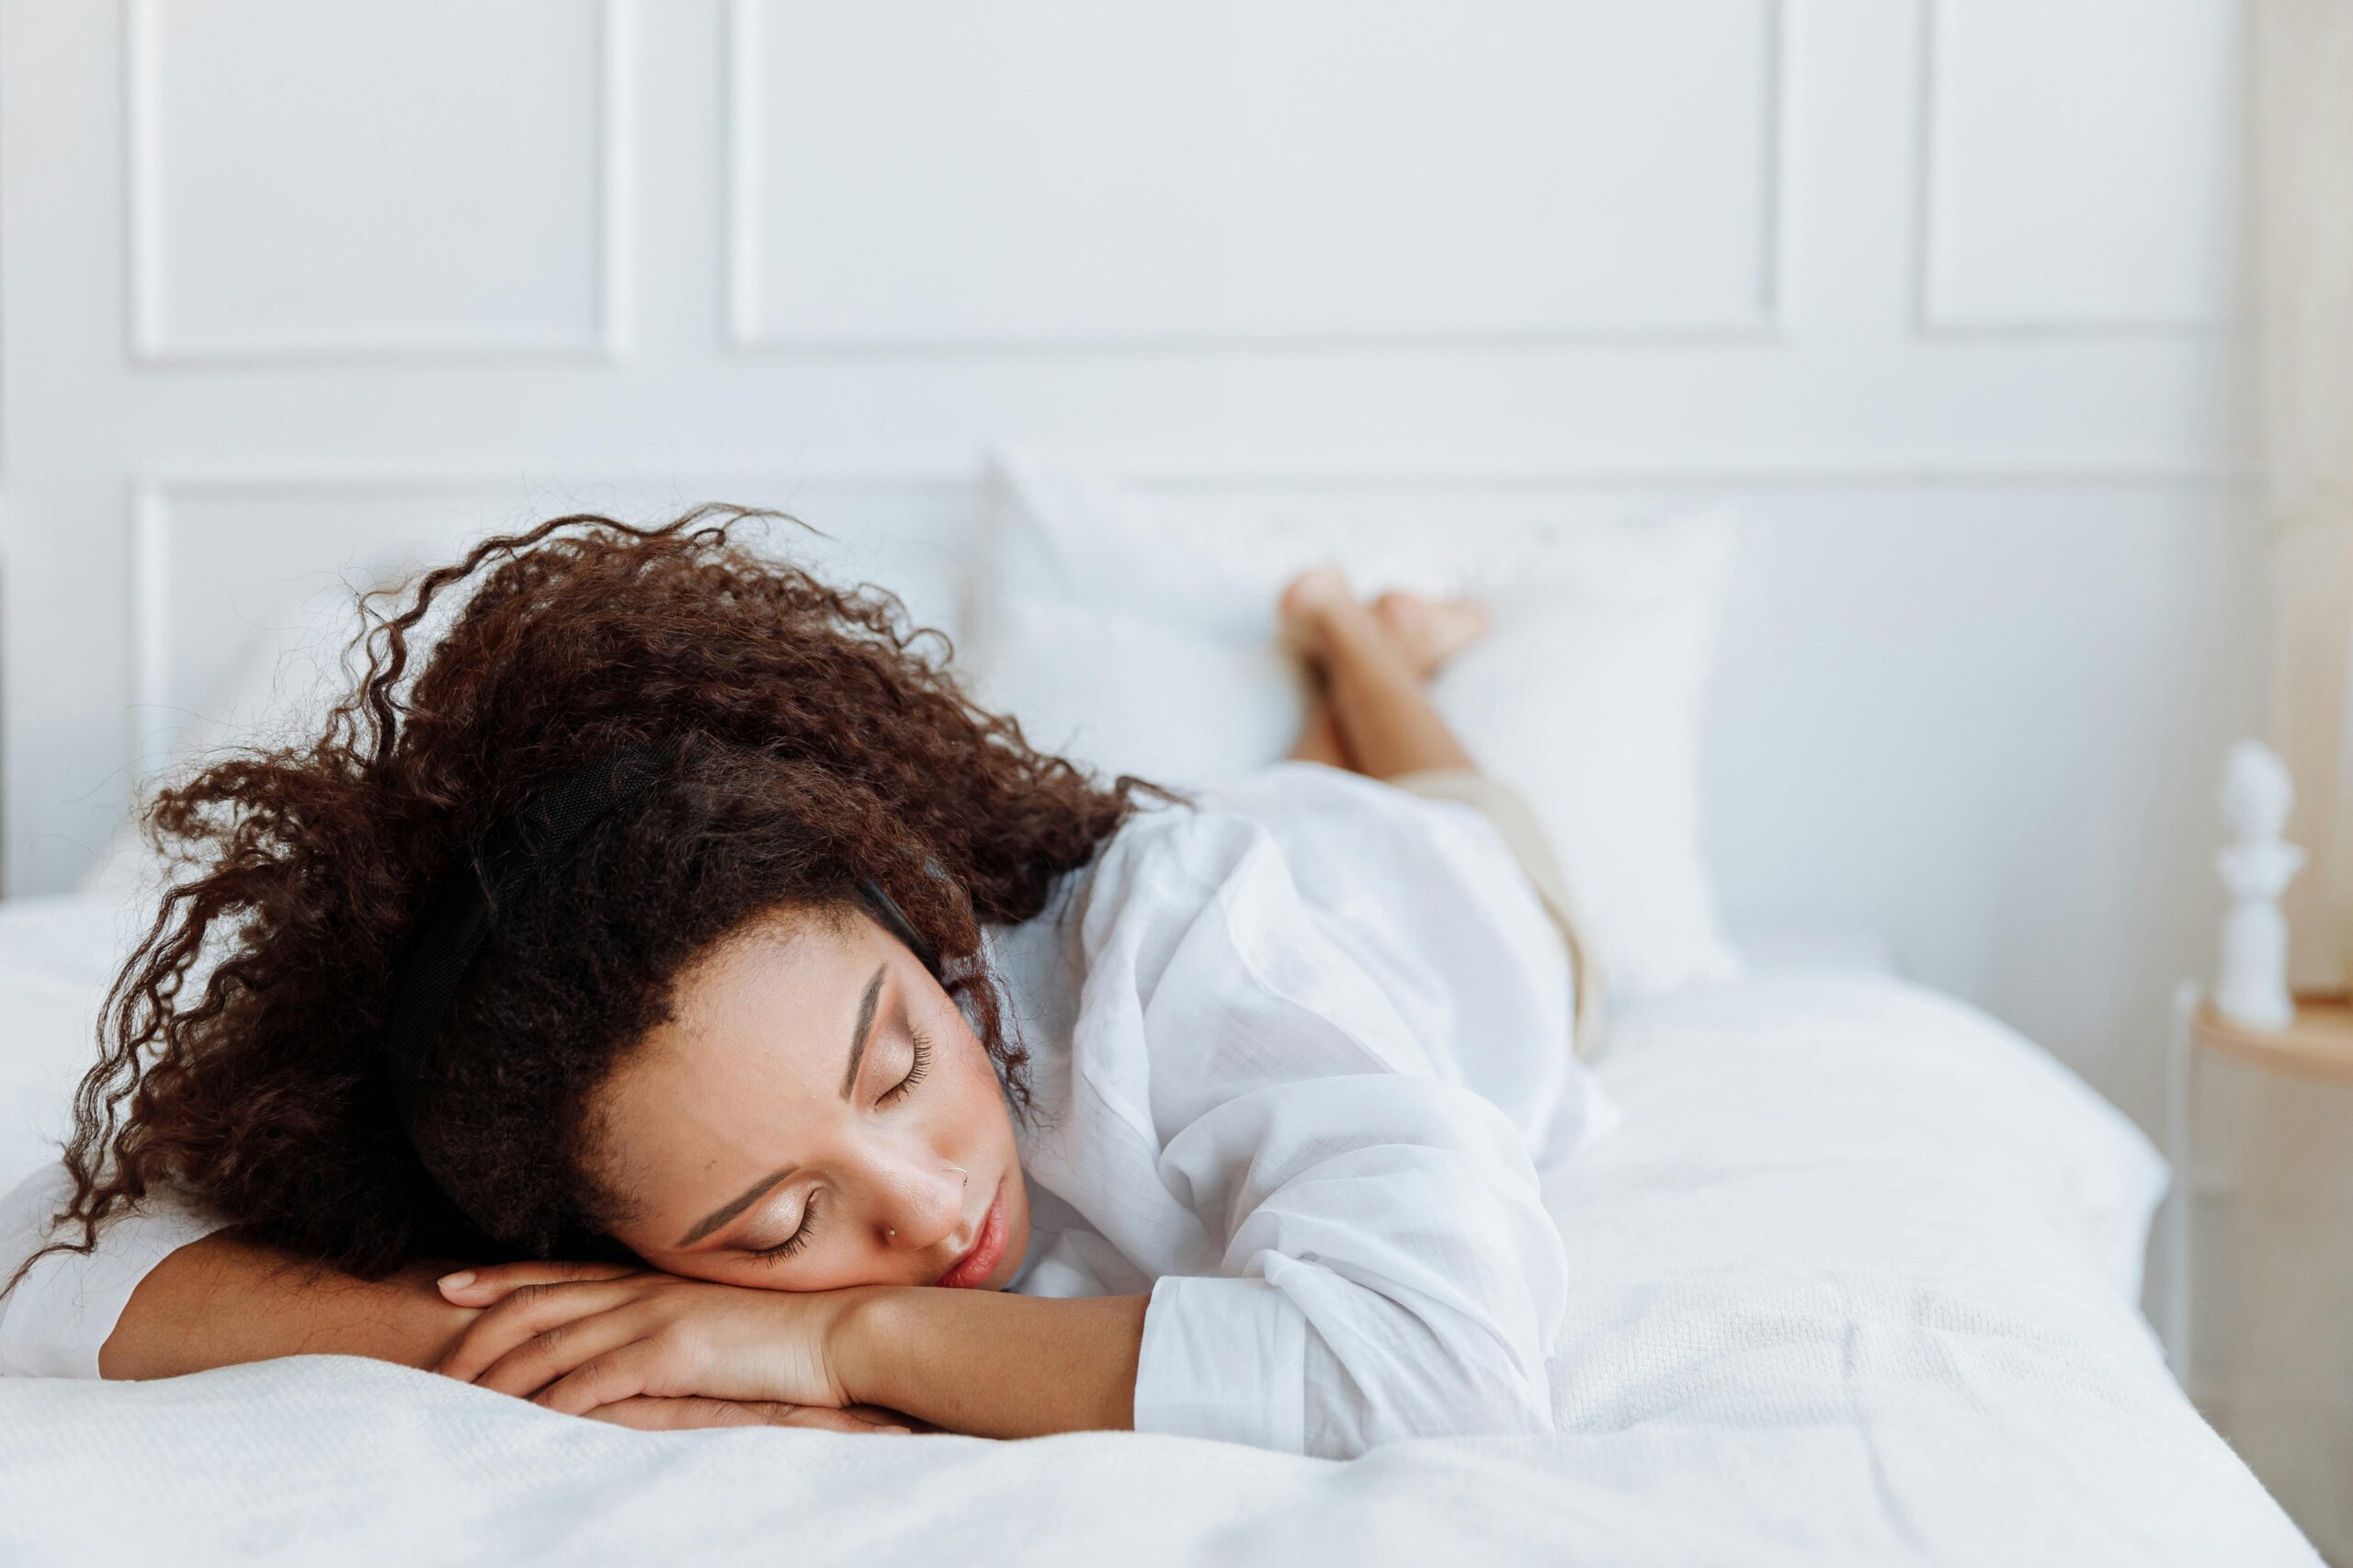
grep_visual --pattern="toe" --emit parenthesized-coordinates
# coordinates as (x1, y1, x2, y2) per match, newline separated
(1426, 597, 1492, 665)
(1369, 589, 1429, 646)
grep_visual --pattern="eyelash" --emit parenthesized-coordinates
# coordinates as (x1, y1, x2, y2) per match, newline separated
(881, 1027, 932, 1106)
(752, 1192, 820, 1261)
(748, 1028, 933, 1263)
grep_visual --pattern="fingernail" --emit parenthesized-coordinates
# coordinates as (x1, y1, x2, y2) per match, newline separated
(438, 1270, 476, 1293)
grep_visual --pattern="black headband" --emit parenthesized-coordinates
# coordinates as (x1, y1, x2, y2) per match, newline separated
(376, 745, 943, 1232)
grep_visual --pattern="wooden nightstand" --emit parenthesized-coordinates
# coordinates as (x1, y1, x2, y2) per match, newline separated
(2162, 984, 2353, 1389)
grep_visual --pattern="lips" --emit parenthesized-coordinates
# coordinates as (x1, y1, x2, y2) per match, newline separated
(935, 1176, 1007, 1290)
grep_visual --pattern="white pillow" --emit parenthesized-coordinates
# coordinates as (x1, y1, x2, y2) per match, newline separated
(0, 897, 135, 1193)
(960, 451, 1744, 999)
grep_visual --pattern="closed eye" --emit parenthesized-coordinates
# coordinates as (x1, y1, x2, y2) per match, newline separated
(745, 1028, 934, 1265)
(750, 1191, 820, 1261)
(879, 1027, 932, 1106)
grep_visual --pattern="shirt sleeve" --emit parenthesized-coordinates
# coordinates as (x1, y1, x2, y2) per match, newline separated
(1078, 779, 1574, 1458)
(0, 1164, 231, 1379)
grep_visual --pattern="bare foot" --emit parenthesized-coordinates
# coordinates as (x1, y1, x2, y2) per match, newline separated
(1370, 589, 1491, 681)
(1279, 566, 1356, 665)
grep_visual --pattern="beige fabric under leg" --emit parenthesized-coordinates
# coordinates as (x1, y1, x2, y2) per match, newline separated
(1386, 767, 1608, 1059)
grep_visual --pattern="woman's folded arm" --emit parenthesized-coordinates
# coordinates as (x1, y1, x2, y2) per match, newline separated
(1, 1163, 472, 1379)
(1142, 1076, 1567, 1457)
(829, 1285, 1148, 1440)
(1066, 801, 1577, 1458)
(98, 1231, 478, 1379)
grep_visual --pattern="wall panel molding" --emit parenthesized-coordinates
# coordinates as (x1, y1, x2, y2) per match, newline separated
(1913, 0, 2238, 339)
(132, 456, 2245, 505)
(124, 0, 636, 364)
(122, 470, 983, 752)
(122, 451, 2243, 774)
(724, 0, 1797, 351)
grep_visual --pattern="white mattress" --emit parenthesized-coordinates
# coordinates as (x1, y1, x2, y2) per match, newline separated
(0, 895, 2319, 1565)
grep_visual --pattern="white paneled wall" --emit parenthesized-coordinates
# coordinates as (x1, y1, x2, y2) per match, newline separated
(0, 0, 2251, 1175)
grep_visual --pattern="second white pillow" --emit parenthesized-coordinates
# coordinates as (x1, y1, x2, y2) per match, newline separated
(960, 453, 1744, 1000)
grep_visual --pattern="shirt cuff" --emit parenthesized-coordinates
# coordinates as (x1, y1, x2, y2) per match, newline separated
(1131, 1272, 1308, 1453)
(0, 1165, 230, 1379)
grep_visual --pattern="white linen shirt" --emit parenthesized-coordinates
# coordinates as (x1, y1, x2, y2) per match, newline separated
(1, 762, 1609, 1459)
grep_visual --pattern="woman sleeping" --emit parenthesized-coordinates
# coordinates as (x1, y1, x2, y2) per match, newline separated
(0, 510, 1611, 1457)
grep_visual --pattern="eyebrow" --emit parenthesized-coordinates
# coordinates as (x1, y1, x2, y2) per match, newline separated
(676, 1166, 792, 1248)
(675, 962, 888, 1249)
(838, 963, 887, 1101)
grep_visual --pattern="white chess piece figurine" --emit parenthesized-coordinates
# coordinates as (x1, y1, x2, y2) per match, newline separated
(2214, 740, 2305, 1030)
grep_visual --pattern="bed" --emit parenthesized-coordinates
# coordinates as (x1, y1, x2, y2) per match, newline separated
(0, 888, 2317, 1565)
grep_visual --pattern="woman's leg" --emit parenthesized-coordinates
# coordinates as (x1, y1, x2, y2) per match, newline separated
(1286, 694, 1354, 768)
(1281, 572, 1603, 1053)
(1280, 571, 1485, 781)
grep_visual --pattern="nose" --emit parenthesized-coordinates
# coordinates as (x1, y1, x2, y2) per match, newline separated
(871, 1151, 969, 1253)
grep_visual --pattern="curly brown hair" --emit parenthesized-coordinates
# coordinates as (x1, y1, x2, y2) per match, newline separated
(15, 507, 1172, 1287)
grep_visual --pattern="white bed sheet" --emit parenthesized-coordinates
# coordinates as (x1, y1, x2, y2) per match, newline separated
(0, 896, 2319, 1565)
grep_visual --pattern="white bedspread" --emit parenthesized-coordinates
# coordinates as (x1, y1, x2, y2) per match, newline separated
(0, 897, 2318, 1566)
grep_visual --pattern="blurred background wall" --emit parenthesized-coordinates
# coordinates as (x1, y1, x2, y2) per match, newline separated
(0, 0, 2279, 1470)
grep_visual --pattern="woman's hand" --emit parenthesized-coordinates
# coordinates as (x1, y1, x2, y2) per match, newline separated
(433, 1260, 877, 1420)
